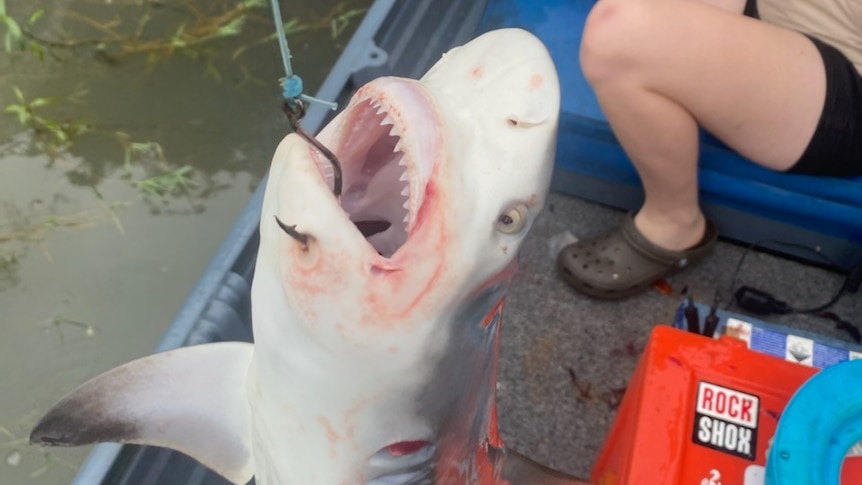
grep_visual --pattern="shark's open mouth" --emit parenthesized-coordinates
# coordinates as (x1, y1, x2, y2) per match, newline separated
(341, 98, 409, 258)
(317, 80, 438, 259)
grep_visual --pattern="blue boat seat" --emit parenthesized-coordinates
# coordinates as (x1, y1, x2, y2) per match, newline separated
(478, 0, 862, 268)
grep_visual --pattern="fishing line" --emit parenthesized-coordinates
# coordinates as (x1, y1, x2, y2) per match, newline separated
(268, 0, 342, 194)
(268, 0, 345, 246)
(268, 0, 336, 110)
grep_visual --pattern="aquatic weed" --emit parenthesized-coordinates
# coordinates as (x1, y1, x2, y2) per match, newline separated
(0, 1, 47, 59)
(3, 86, 88, 153)
(17, 0, 272, 68)
(49, 317, 97, 338)
(0, 0, 22, 53)
(329, 7, 366, 39)
(134, 165, 197, 198)
(116, 132, 166, 177)
(0, 193, 129, 293)
(2, 1, 369, 213)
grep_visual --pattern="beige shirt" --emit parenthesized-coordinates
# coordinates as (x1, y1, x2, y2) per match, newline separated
(757, 0, 862, 75)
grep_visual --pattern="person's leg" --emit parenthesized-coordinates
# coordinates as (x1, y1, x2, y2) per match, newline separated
(579, 0, 825, 251)
(693, 0, 747, 13)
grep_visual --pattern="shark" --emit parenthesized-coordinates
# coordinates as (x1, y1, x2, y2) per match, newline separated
(30, 28, 583, 484)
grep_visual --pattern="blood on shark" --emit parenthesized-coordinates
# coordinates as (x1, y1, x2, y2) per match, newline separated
(30, 28, 574, 484)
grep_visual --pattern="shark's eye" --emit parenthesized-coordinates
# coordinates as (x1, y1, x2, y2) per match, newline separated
(496, 204, 528, 234)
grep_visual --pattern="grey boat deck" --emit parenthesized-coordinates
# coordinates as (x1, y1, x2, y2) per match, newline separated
(499, 193, 862, 478)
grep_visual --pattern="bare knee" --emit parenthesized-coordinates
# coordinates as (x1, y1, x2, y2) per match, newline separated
(580, 0, 659, 85)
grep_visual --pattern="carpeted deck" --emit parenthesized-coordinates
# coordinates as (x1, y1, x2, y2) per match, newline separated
(497, 192, 862, 479)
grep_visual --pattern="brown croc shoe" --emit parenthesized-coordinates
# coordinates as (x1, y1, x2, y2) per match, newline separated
(556, 214, 717, 300)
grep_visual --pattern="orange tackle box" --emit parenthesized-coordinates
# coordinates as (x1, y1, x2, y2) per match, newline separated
(591, 325, 862, 484)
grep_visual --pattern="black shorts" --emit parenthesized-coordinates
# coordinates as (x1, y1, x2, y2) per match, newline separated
(745, 0, 862, 177)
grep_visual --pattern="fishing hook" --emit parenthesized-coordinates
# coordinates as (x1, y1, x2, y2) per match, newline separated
(283, 98, 343, 197)
(275, 216, 308, 247)
(275, 99, 343, 248)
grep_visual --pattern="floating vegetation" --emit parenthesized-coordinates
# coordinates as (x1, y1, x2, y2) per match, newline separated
(116, 132, 165, 176)
(3, 87, 201, 205)
(0, 0, 370, 272)
(5, 0, 367, 73)
(0, 0, 46, 58)
(329, 7, 365, 39)
(47, 316, 97, 339)
(134, 165, 196, 198)
(0, 210, 97, 245)
(0, 196, 129, 290)
(3, 86, 89, 155)
(0, 197, 128, 247)
(9, 0, 267, 66)
(2, 1, 368, 211)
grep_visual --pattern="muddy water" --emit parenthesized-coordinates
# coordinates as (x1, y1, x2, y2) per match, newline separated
(0, 1, 369, 483)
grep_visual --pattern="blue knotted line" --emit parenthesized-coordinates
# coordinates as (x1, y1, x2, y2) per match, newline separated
(269, 0, 337, 110)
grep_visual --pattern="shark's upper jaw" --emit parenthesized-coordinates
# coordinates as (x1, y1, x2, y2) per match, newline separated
(315, 78, 441, 259)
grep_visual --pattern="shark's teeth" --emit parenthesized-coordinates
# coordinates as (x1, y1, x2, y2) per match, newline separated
(380, 114, 395, 126)
(388, 125, 400, 137)
(400, 185, 409, 197)
(317, 155, 335, 186)
(393, 140, 403, 153)
(398, 170, 409, 182)
(402, 204, 410, 226)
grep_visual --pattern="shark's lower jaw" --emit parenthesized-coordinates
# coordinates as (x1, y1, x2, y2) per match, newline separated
(317, 79, 439, 259)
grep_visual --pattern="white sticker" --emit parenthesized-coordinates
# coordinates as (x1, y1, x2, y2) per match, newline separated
(696, 382, 759, 428)
(725, 318, 753, 348)
(785, 335, 814, 366)
(850, 350, 862, 361)
(693, 382, 759, 460)
(744, 465, 765, 485)
(847, 441, 862, 457)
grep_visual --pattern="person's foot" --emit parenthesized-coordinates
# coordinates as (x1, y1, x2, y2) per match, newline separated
(555, 213, 717, 300)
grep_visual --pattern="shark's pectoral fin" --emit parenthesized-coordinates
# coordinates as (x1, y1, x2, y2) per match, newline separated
(30, 342, 255, 485)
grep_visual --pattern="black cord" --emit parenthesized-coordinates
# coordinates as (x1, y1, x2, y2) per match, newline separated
(725, 239, 861, 343)
(726, 239, 842, 314)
